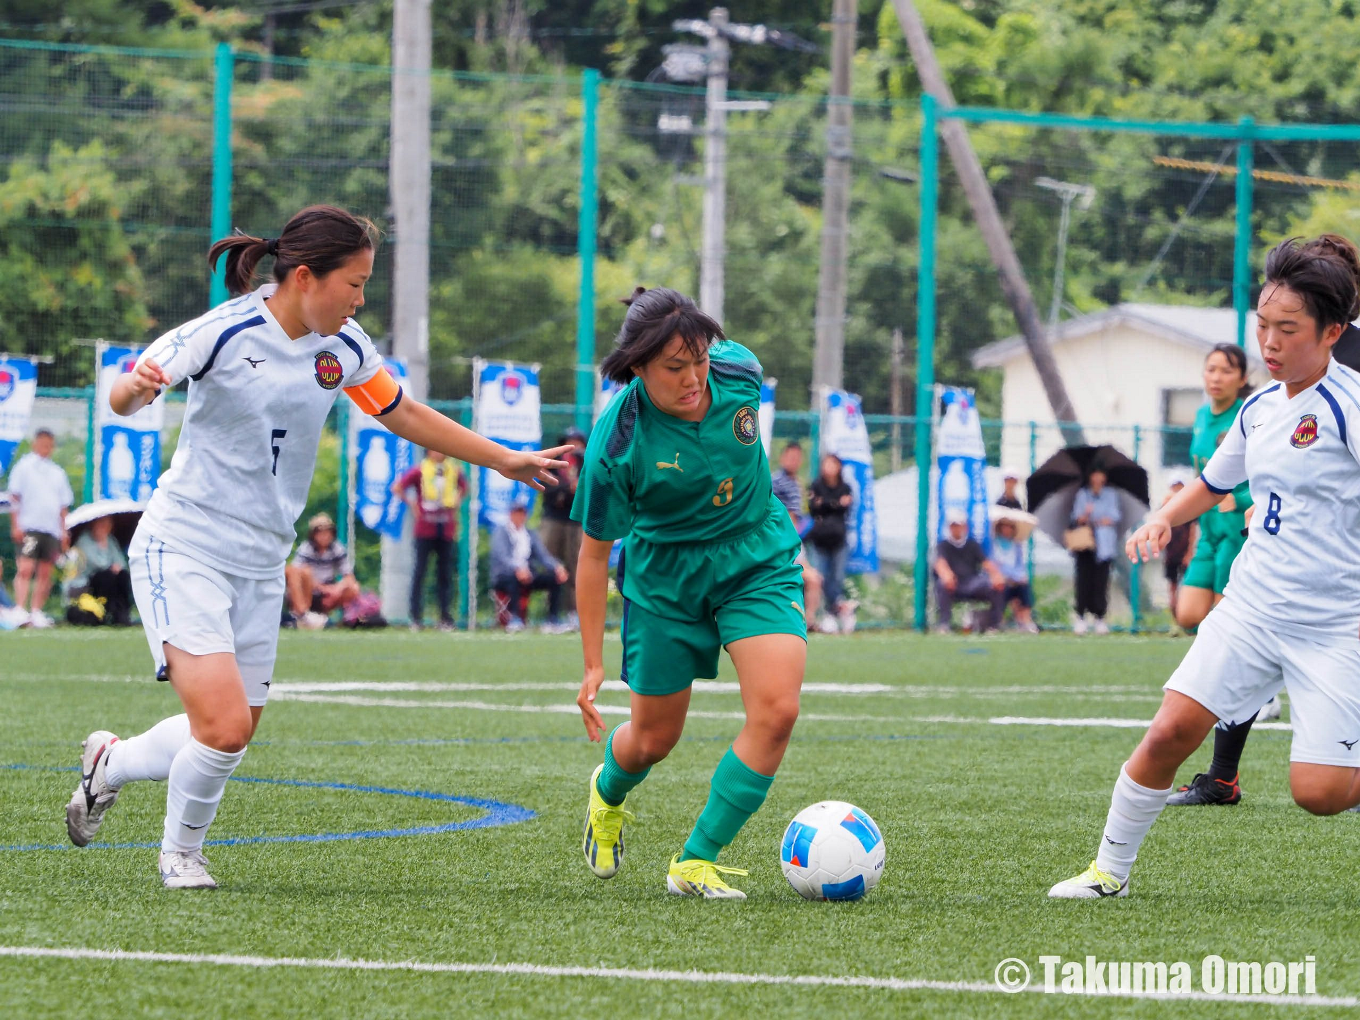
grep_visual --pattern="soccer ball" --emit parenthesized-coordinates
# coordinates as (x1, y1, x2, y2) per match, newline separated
(780, 801, 885, 901)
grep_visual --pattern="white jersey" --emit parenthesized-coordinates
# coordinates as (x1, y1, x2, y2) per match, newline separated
(1202, 359, 1360, 642)
(134, 284, 390, 579)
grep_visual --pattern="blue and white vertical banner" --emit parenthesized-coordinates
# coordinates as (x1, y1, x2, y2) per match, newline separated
(95, 343, 163, 502)
(595, 372, 624, 422)
(0, 355, 38, 479)
(352, 358, 412, 539)
(819, 387, 879, 575)
(759, 377, 777, 458)
(474, 359, 543, 528)
(935, 385, 990, 552)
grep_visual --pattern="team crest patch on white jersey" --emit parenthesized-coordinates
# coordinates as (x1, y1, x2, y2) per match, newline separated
(1290, 413, 1319, 449)
(314, 351, 344, 390)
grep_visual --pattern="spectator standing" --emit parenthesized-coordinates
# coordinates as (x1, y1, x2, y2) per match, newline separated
(285, 512, 359, 629)
(538, 427, 586, 625)
(807, 452, 853, 633)
(934, 509, 1006, 633)
(771, 441, 823, 626)
(490, 499, 568, 631)
(997, 469, 1025, 510)
(7, 428, 72, 628)
(64, 516, 133, 626)
(1161, 475, 1195, 624)
(393, 449, 466, 631)
(992, 517, 1038, 632)
(1069, 468, 1121, 635)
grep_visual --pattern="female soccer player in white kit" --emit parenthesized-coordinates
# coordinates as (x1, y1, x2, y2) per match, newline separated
(1050, 235, 1360, 899)
(64, 205, 568, 888)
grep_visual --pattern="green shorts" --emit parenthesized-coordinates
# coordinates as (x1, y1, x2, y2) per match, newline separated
(1183, 514, 1247, 594)
(619, 507, 807, 697)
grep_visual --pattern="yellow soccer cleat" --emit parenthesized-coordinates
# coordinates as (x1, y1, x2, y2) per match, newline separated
(582, 764, 635, 879)
(666, 853, 749, 900)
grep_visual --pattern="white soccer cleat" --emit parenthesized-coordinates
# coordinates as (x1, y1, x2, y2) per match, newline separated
(159, 850, 218, 889)
(1257, 695, 1282, 721)
(66, 730, 121, 847)
(1048, 861, 1128, 899)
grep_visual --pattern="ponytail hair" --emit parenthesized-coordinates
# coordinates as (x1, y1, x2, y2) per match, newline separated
(1262, 234, 1360, 330)
(207, 204, 378, 296)
(599, 286, 725, 384)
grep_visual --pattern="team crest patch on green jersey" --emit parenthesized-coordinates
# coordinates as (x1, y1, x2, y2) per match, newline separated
(733, 405, 758, 445)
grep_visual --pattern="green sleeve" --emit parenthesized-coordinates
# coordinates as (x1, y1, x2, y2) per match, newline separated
(570, 389, 637, 541)
(1232, 480, 1253, 513)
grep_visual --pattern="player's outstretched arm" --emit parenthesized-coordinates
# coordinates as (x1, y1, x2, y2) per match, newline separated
(109, 359, 171, 417)
(575, 535, 613, 742)
(1126, 478, 1225, 563)
(379, 397, 570, 491)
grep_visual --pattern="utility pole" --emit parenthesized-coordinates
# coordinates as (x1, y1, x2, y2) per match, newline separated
(386, 0, 431, 621)
(675, 13, 815, 324)
(699, 8, 730, 321)
(811, 0, 856, 399)
(890, 0, 1084, 443)
(1036, 177, 1095, 332)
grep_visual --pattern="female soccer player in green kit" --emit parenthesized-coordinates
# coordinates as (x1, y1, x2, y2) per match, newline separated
(572, 287, 806, 900)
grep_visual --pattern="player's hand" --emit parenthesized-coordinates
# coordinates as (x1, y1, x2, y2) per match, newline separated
(577, 665, 607, 741)
(1126, 516, 1172, 563)
(1216, 493, 1237, 513)
(129, 358, 171, 399)
(1243, 505, 1255, 527)
(555, 565, 569, 584)
(496, 445, 571, 491)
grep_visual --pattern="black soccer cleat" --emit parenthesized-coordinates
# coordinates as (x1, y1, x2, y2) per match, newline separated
(1166, 772, 1242, 806)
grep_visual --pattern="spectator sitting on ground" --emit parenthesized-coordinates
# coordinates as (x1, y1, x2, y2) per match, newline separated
(996, 468, 1025, 510)
(490, 498, 568, 632)
(992, 517, 1038, 633)
(770, 440, 824, 627)
(6, 428, 72, 629)
(933, 508, 1006, 634)
(64, 515, 133, 626)
(285, 512, 359, 629)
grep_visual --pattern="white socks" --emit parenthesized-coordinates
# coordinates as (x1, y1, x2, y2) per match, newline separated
(162, 738, 247, 853)
(104, 714, 192, 789)
(1095, 762, 1173, 880)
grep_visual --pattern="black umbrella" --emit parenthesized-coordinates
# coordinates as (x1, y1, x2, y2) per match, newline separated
(1027, 445, 1150, 549)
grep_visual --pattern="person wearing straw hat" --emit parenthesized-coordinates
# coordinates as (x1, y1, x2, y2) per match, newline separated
(992, 512, 1038, 632)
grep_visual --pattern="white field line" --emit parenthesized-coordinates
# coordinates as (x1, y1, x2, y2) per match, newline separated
(0, 946, 1352, 1007)
(266, 692, 901, 724)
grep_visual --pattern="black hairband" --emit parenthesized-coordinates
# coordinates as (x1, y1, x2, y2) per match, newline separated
(265, 237, 279, 256)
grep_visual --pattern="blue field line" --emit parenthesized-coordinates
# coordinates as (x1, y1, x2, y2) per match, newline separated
(0, 768, 535, 852)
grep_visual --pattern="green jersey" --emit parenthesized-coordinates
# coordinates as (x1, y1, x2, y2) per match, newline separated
(1190, 400, 1253, 521)
(572, 340, 783, 546)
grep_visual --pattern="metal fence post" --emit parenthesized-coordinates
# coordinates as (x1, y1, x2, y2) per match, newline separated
(1027, 420, 1036, 593)
(459, 399, 474, 626)
(209, 42, 234, 309)
(83, 386, 96, 503)
(336, 399, 350, 549)
(912, 93, 938, 632)
(575, 69, 600, 434)
(1233, 116, 1255, 348)
(1130, 423, 1142, 632)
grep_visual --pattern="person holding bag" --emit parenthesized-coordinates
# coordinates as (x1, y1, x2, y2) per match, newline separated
(1069, 468, 1120, 634)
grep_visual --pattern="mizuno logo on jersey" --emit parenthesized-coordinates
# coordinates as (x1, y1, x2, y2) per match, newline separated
(1291, 413, 1320, 448)
(1340, 738, 1359, 751)
(243, 357, 266, 369)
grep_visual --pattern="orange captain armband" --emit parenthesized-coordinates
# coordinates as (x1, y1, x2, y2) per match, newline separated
(345, 367, 403, 416)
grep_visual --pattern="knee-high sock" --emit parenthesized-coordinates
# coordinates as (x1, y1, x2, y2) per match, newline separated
(1094, 762, 1172, 880)
(1209, 714, 1257, 782)
(162, 738, 246, 853)
(681, 747, 775, 863)
(104, 714, 191, 789)
(596, 725, 651, 806)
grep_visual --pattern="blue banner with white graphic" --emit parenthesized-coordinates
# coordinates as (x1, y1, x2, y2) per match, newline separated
(936, 385, 990, 553)
(595, 373, 624, 422)
(475, 360, 542, 528)
(95, 344, 163, 502)
(354, 359, 412, 539)
(0, 355, 38, 478)
(820, 388, 879, 574)
(759, 378, 776, 458)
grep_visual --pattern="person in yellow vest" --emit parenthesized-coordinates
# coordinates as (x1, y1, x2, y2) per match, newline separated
(393, 449, 467, 630)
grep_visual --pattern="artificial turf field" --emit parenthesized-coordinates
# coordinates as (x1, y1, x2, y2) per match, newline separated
(1, 629, 1356, 1018)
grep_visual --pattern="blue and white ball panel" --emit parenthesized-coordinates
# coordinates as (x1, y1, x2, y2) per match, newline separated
(779, 800, 886, 902)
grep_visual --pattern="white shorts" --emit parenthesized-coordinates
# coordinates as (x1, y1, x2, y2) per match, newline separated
(1165, 598, 1360, 767)
(130, 530, 286, 707)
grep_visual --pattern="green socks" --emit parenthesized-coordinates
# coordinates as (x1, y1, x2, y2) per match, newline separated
(682, 747, 775, 863)
(597, 725, 651, 806)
